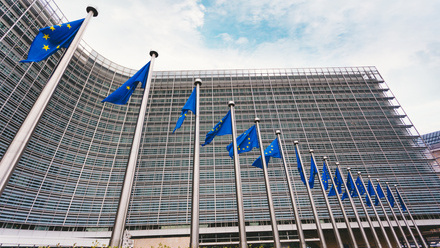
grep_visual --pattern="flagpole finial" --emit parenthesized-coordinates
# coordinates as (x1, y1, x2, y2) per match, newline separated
(194, 78, 202, 85)
(323, 156, 327, 160)
(294, 140, 299, 145)
(358, 171, 361, 175)
(377, 178, 380, 182)
(149, 50, 159, 58)
(228, 101, 235, 107)
(394, 184, 397, 187)
(347, 167, 351, 171)
(335, 162, 340, 165)
(367, 175, 371, 178)
(386, 182, 389, 185)
(309, 149, 314, 153)
(254, 117, 260, 123)
(86, 6, 99, 17)
(275, 130, 281, 135)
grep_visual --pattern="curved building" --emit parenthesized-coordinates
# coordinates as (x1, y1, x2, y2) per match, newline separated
(1, 0, 440, 247)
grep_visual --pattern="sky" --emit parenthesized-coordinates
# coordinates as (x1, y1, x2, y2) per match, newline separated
(55, 0, 440, 135)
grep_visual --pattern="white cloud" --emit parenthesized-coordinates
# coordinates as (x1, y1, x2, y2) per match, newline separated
(55, 0, 440, 133)
(218, 33, 233, 43)
(216, 33, 249, 46)
(236, 37, 249, 45)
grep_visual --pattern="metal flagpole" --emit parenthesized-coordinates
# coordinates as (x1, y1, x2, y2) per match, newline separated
(310, 151, 343, 248)
(368, 179, 401, 247)
(371, 178, 401, 247)
(189, 79, 202, 248)
(109, 51, 158, 247)
(324, 159, 358, 248)
(275, 130, 306, 248)
(229, 101, 248, 248)
(382, 182, 411, 248)
(347, 168, 382, 248)
(293, 141, 327, 248)
(255, 119, 281, 248)
(341, 167, 373, 248)
(395, 185, 428, 248)
(391, 184, 421, 248)
(357, 173, 392, 248)
(0, 6, 99, 196)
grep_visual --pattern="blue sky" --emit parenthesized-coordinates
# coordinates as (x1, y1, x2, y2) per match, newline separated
(56, 0, 440, 135)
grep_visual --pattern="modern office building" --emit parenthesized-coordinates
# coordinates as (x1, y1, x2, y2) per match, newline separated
(421, 131, 440, 169)
(1, 0, 440, 247)
(422, 131, 440, 147)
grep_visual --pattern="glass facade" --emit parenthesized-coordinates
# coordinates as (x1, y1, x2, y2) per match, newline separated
(422, 131, 440, 149)
(1, 0, 439, 245)
(421, 131, 440, 169)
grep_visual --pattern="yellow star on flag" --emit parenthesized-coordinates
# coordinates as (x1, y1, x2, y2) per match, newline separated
(56, 45, 60, 49)
(58, 24, 62, 27)
(126, 86, 131, 90)
(43, 45, 49, 51)
(67, 24, 71, 29)
(43, 34, 50, 40)
(50, 26, 55, 31)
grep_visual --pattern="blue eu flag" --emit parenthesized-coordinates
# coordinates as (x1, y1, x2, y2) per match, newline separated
(173, 87, 197, 133)
(252, 138, 281, 169)
(102, 62, 150, 105)
(328, 168, 343, 197)
(396, 190, 407, 211)
(294, 146, 306, 185)
(308, 155, 318, 188)
(375, 183, 385, 206)
(366, 179, 376, 207)
(226, 125, 259, 158)
(387, 185, 395, 208)
(341, 191, 348, 200)
(202, 110, 232, 146)
(355, 176, 366, 196)
(321, 161, 330, 190)
(21, 18, 85, 63)
(342, 172, 355, 200)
